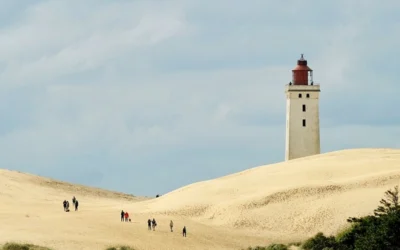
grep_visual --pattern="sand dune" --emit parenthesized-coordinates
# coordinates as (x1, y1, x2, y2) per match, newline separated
(1, 148, 400, 250)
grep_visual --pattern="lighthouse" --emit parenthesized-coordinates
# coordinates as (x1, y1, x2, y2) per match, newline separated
(285, 54, 320, 161)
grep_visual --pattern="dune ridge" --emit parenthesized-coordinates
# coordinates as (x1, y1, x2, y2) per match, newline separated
(0, 148, 400, 249)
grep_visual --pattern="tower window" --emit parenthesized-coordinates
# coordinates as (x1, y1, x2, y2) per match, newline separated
(306, 93, 310, 98)
(298, 93, 302, 98)
(302, 104, 306, 112)
(302, 119, 306, 127)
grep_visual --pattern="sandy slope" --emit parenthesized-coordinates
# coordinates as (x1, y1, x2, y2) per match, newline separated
(1, 148, 400, 250)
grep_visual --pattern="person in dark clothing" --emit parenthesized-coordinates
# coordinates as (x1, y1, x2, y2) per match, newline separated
(182, 226, 187, 237)
(72, 196, 76, 205)
(121, 210, 125, 222)
(147, 219, 151, 230)
(66, 201, 70, 212)
(75, 200, 79, 211)
(63, 200, 67, 211)
(152, 218, 157, 231)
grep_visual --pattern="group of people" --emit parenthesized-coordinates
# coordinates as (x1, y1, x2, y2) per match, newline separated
(171, 220, 186, 237)
(62, 196, 79, 212)
(62, 196, 187, 237)
(62, 200, 70, 212)
(120, 213, 187, 237)
(147, 218, 157, 230)
(147, 218, 186, 237)
(121, 210, 131, 222)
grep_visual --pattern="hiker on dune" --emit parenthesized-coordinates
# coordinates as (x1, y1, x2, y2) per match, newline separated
(170, 220, 174, 232)
(124, 211, 129, 222)
(182, 226, 187, 237)
(75, 200, 79, 211)
(66, 201, 70, 212)
(63, 200, 67, 211)
(152, 218, 157, 231)
(72, 196, 76, 205)
(147, 219, 151, 230)
(121, 210, 125, 222)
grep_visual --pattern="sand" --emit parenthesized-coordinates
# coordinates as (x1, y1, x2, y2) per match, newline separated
(0, 148, 400, 250)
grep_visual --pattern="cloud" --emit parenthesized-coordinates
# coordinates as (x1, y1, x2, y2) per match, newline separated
(0, 0, 398, 195)
(0, 0, 189, 88)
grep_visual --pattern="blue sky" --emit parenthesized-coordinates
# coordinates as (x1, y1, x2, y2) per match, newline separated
(0, 0, 399, 196)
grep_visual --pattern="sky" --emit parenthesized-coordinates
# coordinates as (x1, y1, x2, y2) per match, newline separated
(0, 0, 399, 197)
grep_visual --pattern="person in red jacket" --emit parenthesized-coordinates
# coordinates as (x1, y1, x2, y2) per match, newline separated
(124, 211, 129, 222)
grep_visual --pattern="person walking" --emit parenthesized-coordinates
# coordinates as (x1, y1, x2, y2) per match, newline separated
(152, 218, 157, 231)
(147, 219, 151, 230)
(74, 200, 79, 211)
(182, 226, 187, 237)
(124, 211, 129, 222)
(63, 200, 67, 211)
(121, 210, 125, 222)
(170, 220, 174, 232)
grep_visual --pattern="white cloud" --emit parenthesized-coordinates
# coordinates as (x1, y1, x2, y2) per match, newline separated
(0, 0, 189, 88)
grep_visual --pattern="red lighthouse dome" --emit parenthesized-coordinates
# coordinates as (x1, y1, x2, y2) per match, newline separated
(292, 54, 313, 85)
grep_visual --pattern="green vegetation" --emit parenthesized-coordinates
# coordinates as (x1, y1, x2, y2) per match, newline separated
(266, 244, 289, 250)
(0, 243, 138, 250)
(244, 243, 288, 250)
(287, 242, 302, 247)
(105, 246, 136, 250)
(244, 185, 400, 250)
(1, 242, 53, 250)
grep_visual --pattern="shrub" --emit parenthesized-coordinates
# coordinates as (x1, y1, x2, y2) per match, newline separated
(119, 247, 135, 250)
(301, 231, 355, 250)
(105, 246, 136, 250)
(344, 185, 400, 250)
(242, 243, 288, 250)
(336, 224, 356, 246)
(373, 185, 399, 217)
(302, 232, 337, 250)
(266, 243, 288, 250)
(287, 242, 302, 247)
(2, 242, 52, 250)
(243, 247, 267, 250)
(350, 211, 400, 250)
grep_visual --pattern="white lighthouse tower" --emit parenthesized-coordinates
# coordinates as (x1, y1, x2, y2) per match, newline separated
(285, 54, 320, 161)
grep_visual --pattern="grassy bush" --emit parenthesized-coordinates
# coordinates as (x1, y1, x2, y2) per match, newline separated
(1, 242, 52, 250)
(302, 232, 337, 250)
(105, 246, 136, 250)
(243, 243, 288, 250)
(287, 242, 302, 247)
(0, 243, 137, 250)
(345, 185, 400, 250)
(335, 225, 356, 247)
(243, 247, 267, 250)
(266, 243, 288, 250)
(301, 232, 352, 250)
